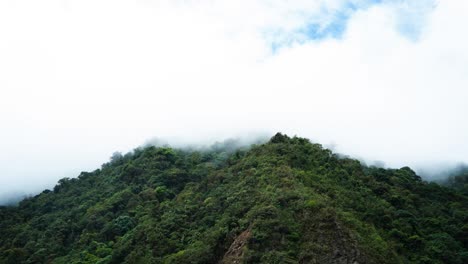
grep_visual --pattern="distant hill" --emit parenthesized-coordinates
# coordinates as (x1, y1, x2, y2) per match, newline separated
(440, 165, 468, 196)
(0, 133, 467, 264)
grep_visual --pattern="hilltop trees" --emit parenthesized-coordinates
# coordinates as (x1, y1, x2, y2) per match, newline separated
(0, 134, 467, 263)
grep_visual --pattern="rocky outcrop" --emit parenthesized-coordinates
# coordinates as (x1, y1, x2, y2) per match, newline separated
(300, 210, 364, 264)
(219, 229, 251, 264)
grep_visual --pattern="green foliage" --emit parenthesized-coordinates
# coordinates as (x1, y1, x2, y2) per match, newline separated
(0, 133, 467, 263)
(441, 165, 468, 196)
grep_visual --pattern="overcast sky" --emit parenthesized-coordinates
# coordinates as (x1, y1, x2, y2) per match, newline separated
(1, 0, 467, 202)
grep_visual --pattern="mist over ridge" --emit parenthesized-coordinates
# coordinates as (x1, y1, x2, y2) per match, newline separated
(1, 0, 468, 206)
(1, 132, 466, 205)
(1, 131, 466, 264)
(1, 1, 467, 262)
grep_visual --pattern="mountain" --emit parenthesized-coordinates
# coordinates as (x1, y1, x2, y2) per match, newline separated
(0, 133, 467, 264)
(440, 165, 468, 196)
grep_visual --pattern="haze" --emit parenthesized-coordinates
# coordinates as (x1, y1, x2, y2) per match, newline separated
(1, 0, 467, 204)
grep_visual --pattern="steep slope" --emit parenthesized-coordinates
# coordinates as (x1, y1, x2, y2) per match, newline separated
(0, 134, 467, 264)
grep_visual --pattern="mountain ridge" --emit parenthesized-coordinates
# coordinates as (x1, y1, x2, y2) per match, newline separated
(0, 133, 467, 264)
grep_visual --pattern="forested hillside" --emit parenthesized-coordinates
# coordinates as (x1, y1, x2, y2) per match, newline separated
(0, 134, 467, 264)
(441, 166, 468, 196)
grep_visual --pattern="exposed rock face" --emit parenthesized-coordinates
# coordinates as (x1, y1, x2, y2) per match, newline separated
(322, 218, 360, 264)
(220, 216, 363, 264)
(299, 210, 364, 264)
(219, 229, 251, 264)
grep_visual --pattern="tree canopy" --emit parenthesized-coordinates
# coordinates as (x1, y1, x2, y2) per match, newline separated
(0, 134, 467, 263)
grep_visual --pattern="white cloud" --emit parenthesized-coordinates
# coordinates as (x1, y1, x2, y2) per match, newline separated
(0, 0, 467, 201)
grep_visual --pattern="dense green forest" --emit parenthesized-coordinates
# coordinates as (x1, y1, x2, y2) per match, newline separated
(440, 166, 468, 196)
(0, 133, 467, 264)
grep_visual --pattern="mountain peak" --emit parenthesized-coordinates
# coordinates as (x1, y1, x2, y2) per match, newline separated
(1, 134, 467, 264)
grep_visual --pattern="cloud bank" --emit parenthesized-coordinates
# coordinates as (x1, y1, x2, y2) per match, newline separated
(0, 0, 467, 202)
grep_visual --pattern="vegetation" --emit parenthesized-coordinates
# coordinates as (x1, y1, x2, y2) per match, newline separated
(0, 133, 467, 263)
(441, 165, 468, 196)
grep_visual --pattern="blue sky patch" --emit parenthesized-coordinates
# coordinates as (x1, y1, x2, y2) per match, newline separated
(269, 0, 434, 53)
